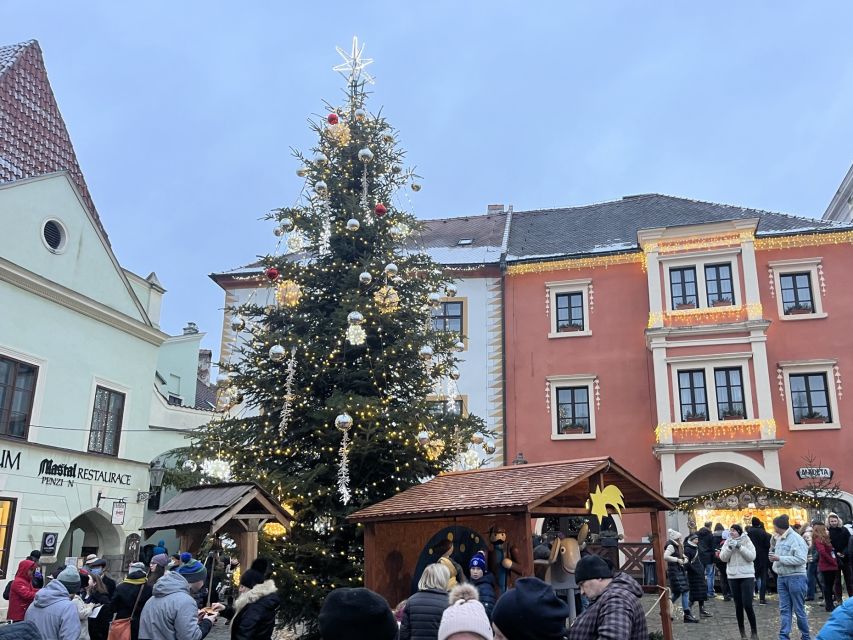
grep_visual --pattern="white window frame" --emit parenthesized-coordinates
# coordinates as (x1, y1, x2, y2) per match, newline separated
(769, 258, 827, 321)
(660, 249, 742, 312)
(546, 279, 592, 338)
(547, 374, 597, 440)
(668, 354, 754, 423)
(779, 360, 840, 431)
(85, 377, 131, 456)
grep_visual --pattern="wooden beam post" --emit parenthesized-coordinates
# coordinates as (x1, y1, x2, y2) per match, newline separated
(650, 510, 673, 640)
(239, 518, 261, 570)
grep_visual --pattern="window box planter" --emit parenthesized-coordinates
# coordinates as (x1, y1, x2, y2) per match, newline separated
(799, 415, 828, 425)
(684, 414, 707, 422)
(675, 303, 697, 311)
(722, 414, 745, 421)
(711, 299, 734, 307)
(559, 424, 588, 435)
(557, 324, 584, 333)
(786, 305, 814, 315)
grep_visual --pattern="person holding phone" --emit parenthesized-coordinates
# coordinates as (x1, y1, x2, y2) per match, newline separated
(719, 524, 758, 640)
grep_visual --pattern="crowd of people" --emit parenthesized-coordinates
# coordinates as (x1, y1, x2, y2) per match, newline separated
(1, 550, 280, 640)
(318, 549, 647, 640)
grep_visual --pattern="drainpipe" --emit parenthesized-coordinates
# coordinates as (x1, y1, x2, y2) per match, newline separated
(498, 206, 513, 466)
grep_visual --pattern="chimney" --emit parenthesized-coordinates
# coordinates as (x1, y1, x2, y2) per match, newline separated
(197, 349, 212, 385)
(182, 322, 199, 335)
(487, 204, 505, 214)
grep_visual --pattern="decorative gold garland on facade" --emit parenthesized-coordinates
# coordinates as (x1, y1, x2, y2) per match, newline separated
(506, 252, 644, 276)
(754, 230, 853, 251)
(647, 303, 763, 328)
(646, 231, 753, 255)
(655, 418, 776, 443)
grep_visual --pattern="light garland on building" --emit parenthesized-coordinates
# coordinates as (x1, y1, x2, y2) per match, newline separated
(647, 303, 763, 328)
(507, 252, 643, 276)
(655, 418, 776, 444)
(645, 231, 753, 255)
(677, 483, 820, 512)
(754, 230, 853, 251)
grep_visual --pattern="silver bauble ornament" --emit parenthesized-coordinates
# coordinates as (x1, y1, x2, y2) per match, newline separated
(358, 147, 374, 163)
(419, 345, 434, 360)
(354, 108, 368, 122)
(391, 164, 403, 174)
(448, 367, 460, 381)
(382, 133, 395, 144)
(359, 271, 373, 285)
(428, 292, 442, 308)
(335, 412, 353, 432)
(417, 430, 430, 445)
(384, 263, 398, 277)
(471, 432, 485, 445)
(454, 340, 465, 352)
(484, 440, 497, 455)
(347, 311, 364, 325)
(346, 218, 361, 232)
(182, 459, 198, 472)
(445, 283, 458, 297)
(411, 181, 422, 192)
(273, 225, 285, 237)
(230, 316, 245, 332)
(215, 373, 230, 388)
(314, 181, 328, 196)
(280, 217, 294, 232)
(313, 151, 328, 165)
(389, 225, 405, 240)
(296, 166, 310, 177)
(269, 345, 286, 362)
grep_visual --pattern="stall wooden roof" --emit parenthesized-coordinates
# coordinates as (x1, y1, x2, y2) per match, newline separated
(142, 482, 292, 535)
(349, 457, 674, 524)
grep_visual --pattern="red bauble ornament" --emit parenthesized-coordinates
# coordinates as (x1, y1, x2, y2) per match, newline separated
(327, 113, 339, 125)
(264, 267, 280, 281)
(374, 203, 388, 217)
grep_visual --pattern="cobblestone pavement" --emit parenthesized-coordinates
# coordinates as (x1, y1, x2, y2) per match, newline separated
(645, 593, 833, 639)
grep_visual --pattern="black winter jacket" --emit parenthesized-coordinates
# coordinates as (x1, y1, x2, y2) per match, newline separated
(222, 580, 280, 640)
(696, 528, 716, 566)
(747, 526, 771, 571)
(829, 524, 851, 556)
(109, 579, 154, 640)
(684, 544, 707, 603)
(471, 574, 497, 619)
(399, 589, 448, 640)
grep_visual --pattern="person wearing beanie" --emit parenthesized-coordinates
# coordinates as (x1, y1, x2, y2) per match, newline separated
(108, 561, 153, 640)
(684, 533, 712, 618)
(319, 587, 398, 640)
(24, 568, 81, 640)
(492, 577, 570, 640)
(438, 584, 493, 640)
(468, 552, 497, 620)
(216, 558, 280, 640)
(152, 539, 168, 557)
(827, 512, 853, 600)
(148, 553, 169, 589)
(663, 529, 699, 623)
(720, 524, 758, 639)
(566, 555, 646, 640)
(7, 559, 39, 622)
(400, 563, 451, 640)
(770, 514, 810, 640)
(139, 570, 218, 640)
(747, 517, 772, 605)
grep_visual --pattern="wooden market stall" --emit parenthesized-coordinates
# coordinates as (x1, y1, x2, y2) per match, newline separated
(142, 482, 292, 570)
(350, 456, 675, 640)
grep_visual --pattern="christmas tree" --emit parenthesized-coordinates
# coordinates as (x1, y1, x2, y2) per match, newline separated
(195, 38, 489, 635)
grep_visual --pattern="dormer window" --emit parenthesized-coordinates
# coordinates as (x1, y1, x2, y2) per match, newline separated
(457, 238, 473, 246)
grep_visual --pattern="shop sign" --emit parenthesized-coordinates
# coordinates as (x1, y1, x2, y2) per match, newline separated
(111, 501, 126, 526)
(37, 458, 132, 488)
(0, 448, 21, 470)
(797, 467, 833, 480)
(40, 532, 58, 556)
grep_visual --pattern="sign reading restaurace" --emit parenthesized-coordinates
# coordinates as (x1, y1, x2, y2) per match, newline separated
(37, 458, 132, 487)
(796, 467, 833, 480)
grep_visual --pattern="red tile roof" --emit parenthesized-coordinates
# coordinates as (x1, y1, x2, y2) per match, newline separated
(0, 40, 107, 243)
(350, 457, 673, 523)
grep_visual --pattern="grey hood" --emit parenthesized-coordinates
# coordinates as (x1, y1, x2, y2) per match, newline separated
(33, 580, 72, 607)
(152, 570, 190, 597)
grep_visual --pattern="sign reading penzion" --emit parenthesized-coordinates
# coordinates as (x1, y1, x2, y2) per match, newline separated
(38, 458, 132, 487)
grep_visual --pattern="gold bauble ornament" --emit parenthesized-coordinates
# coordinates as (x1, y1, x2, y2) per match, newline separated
(326, 122, 352, 146)
(374, 285, 400, 313)
(276, 280, 302, 307)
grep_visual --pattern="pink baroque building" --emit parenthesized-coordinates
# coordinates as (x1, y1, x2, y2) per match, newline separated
(503, 194, 853, 531)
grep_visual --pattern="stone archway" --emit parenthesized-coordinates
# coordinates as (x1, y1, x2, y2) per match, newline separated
(674, 452, 775, 498)
(56, 508, 124, 563)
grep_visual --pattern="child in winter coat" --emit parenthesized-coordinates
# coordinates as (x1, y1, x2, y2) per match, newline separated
(467, 553, 497, 620)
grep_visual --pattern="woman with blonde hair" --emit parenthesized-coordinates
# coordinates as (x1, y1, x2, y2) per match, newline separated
(812, 522, 839, 611)
(400, 563, 451, 640)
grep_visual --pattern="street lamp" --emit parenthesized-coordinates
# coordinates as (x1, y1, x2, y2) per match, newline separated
(137, 463, 167, 503)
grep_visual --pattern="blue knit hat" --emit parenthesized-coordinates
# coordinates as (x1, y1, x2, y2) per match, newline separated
(469, 552, 487, 571)
(176, 558, 207, 584)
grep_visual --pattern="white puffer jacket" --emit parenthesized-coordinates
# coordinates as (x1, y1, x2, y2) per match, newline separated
(719, 533, 756, 578)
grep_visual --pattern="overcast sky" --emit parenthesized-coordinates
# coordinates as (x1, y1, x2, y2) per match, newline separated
(3, 2, 852, 360)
